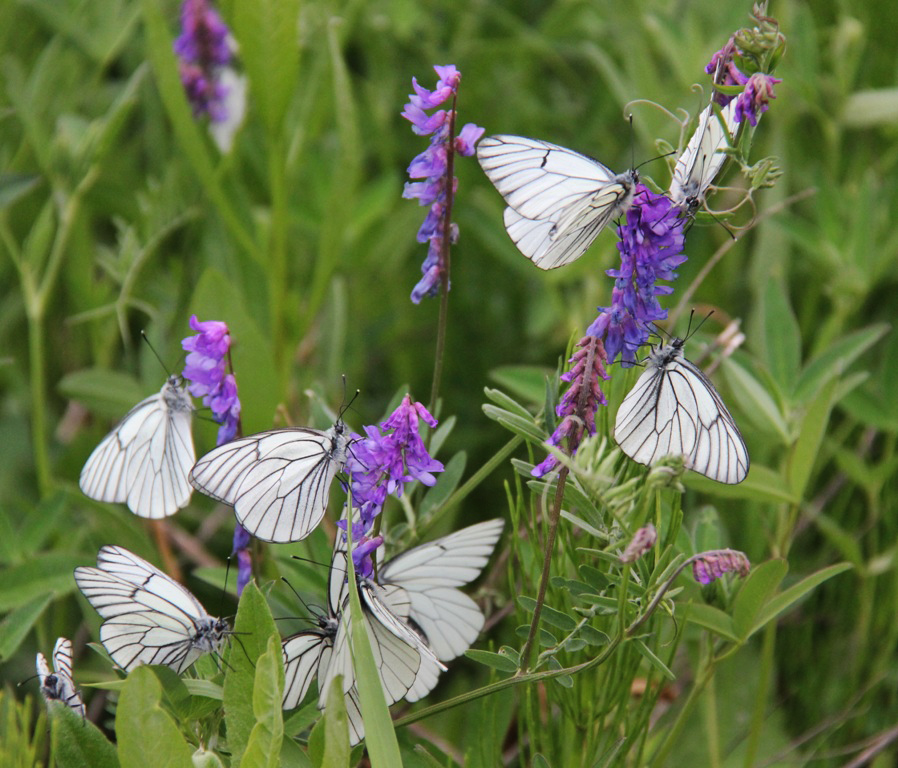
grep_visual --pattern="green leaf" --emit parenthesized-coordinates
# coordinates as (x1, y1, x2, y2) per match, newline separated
(684, 463, 798, 504)
(232, 0, 300, 135)
(418, 451, 467, 519)
(52, 703, 120, 768)
(464, 649, 518, 673)
(488, 366, 554, 406)
(241, 636, 285, 768)
(722, 359, 790, 443)
(733, 560, 788, 640)
(320, 674, 350, 768)
(482, 404, 546, 444)
(345, 535, 402, 767)
(116, 666, 193, 768)
(0, 594, 51, 660)
(794, 324, 888, 402)
(812, 514, 864, 568)
(762, 278, 801, 393)
(516, 597, 577, 631)
(0, 172, 41, 210)
(0, 554, 84, 611)
(683, 603, 738, 642)
(789, 375, 838, 499)
(224, 581, 280, 767)
(58, 368, 145, 420)
(483, 387, 537, 421)
(632, 639, 675, 680)
(751, 563, 853, 635)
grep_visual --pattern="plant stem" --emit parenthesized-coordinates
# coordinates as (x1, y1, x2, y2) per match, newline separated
(28, 311, 50, 496)
(428, 94, 457, 414)
(268, 137, 289, 373)
(742, 621, 777, 768)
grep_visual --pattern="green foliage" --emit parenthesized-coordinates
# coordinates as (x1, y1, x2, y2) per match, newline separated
(3, 0, 898, 765)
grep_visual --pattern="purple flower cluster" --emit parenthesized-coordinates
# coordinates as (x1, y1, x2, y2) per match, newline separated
(181, 315, 241, 445)
(587, 187, 687, 366)
(620, 524, 658, 564)
(532, 336, 610, 478)
(706, 36, 781, 127)
(402, 65, 484, 303)
(173, 0, 233, 123)
(342, 395, 444, 574)
(692, 549, 750, 585)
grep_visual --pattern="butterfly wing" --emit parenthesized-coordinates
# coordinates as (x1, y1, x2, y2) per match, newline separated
(190, 425, 349, 542)
(478, 135, 636, 269)
(80, 377, 195, 519)
(379, 519, 504, 661)
(74, 546, 223, 673)
(614, 343, 749, 484)
(669, 102, 738, 211)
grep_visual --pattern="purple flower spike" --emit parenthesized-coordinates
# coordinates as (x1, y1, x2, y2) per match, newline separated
(587, 186, 686, 365)
(351, 535, 384, 580)
(402, 65, 484, 304)
(182, 315, 241, 444)
(620, 524, 658, 564)
(532, 336, 610, 478)
(734, 73, 781, 126)
(692, 549, 751, 584)
(174, 0, 233, 121)
(344, 396, 444, 568)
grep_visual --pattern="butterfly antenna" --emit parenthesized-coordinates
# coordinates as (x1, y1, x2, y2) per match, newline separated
(629, 113, 636, 170)
(139, 330, 174, 377)
(281, 576, 321, 618)
(217, 555, 234, 619)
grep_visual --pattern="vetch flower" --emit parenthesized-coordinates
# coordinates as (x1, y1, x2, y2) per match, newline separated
(181, 315, 241, 446)
(587, 186, 686, 365)
(350, 535, 384, 581)
(620, 524, 658, 564)
(691, 549, 750, 584)
(342, 396, 444, 572)
(173, 0, 246, 151)
(402, 65, 484, 303)
(733, 73, 781, 126)
(532, 336, 610, 478)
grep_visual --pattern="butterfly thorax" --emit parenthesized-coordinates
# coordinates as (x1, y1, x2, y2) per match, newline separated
(192, 617, 230, 651)
(648, 339, 685, 370)
(163, 376, 194, 412)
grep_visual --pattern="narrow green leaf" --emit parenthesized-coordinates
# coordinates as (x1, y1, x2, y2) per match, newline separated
(684, 463, 799, 504)
(632, 639, 675, 680)
(418, 451, 467, 518)
(482, 404, 546, 443)
(464, 649, 518, 673)
(224, 581, 280, 768)
(0, 172, 41, 210)
(683, 603, 739, 642)
(516, 597, 577, 631)
(345, 536, 402, 767)
(488, 367, 554, 406)
(52, 703, 120, 768)
(733, 560, 788, 640)
(813, 514, 864, 567)
(789, 375, 838, 499)
(751, 563, 853, 635)
(116, 666, 193, 768)
(722, 359, 790, 443)
(241, 636, 285, 768)
(232, 0, 300, 135)
(794, 324, 888, 402)
(0, 594, 51, 660)
(762, 278, 801, 392)
(0, 554, 84, 611)
(58, 368, 145, 419)
(482, 387, 537, 421)
(320, 674, 350, 768)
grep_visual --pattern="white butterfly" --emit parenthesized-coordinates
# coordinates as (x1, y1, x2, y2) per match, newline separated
(614, 337, 749, 484)
(669, 101, 738, 215)
(189, 421, 351, 543)
(377, 518, 504, 700)
(282, 529, 447, 745)
(36, 637, 85, 715)
(74, 546, 230, 674)
(79, 375, 195, 519)
(477, 134, 638, 270)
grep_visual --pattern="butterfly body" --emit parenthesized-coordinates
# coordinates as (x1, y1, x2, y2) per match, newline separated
(614, 338, 749, 484)
(478, 135, 637, 269)
(36, 638, 84, 715)
(80, 375, 195, 519)
(190, 421, 350, 543)
(75, 546, 229, 674)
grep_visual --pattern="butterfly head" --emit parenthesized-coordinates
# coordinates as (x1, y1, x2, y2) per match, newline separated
(193, 616, 231, 652)
(163, 376, 194, 412)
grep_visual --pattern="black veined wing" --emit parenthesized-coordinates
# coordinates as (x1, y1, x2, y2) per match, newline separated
(477, 135, 638, 269)
(669, 101, 738, 215)
(80, 376, 195, 519)
(378, 519, 504, 666)
(613, 338, 749, 484)
(189, 421, 350, 543)
(36, 637, 85, 715)
(74, 546, 229, 674)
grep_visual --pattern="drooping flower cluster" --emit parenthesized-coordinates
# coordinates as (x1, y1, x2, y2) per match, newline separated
(402, 65, 484, 303)
(587, 187, 687, 366)
(182, 316, 249, 594)
(342, 395, 444, 574)
(532, 336, 610, 478)
(691, 549, 751, 584)
(182, 315, 241, 445)
(620, 524, 658, 564)
(173, 0, 246, 151)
